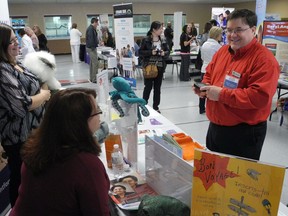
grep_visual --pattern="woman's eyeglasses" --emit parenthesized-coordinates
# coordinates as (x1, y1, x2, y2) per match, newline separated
(9, 38, 19, 46)
(90, 110, 103, 118)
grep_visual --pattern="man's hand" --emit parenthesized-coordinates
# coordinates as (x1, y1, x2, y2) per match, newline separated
(201, 85, 222, 101)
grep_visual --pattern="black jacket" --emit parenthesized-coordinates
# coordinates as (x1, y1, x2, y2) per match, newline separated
(85, 25, 99, 49)
(139, 36, 170, 67)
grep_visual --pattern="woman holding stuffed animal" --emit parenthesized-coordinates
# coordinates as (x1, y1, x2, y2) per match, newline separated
(139, 21, 169, 113)
(0, 24, 51, 207)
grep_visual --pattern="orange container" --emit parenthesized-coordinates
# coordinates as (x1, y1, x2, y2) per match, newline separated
(104, 134, 122, 168)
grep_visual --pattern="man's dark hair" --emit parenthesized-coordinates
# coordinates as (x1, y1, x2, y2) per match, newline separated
(227, 9, 257, 27)
(111, 185, 126, 191)
(91, 17, 99, 24)
(209, 19, 218, 26)
(119, 175, 138, 182)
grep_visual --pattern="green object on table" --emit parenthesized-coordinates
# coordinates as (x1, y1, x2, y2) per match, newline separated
(137, 195, 190, 216)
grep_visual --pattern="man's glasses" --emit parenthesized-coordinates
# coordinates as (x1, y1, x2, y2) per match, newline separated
(225, 27, 250, 35)
(9, 38, 19, 46)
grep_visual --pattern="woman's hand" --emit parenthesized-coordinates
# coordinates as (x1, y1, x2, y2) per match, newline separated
(40, 89, 51, 102)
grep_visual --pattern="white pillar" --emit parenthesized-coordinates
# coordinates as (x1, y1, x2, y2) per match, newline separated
(0, 0, 10, 26)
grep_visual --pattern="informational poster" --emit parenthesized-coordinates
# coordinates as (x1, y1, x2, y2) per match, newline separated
(211, 7, 234, 44)
(191, 149, 285, 216)
(113, 3, 136, 83)
(0, 0, 10, 25)
(211, 7, 234, 24)
(262, 21, 288, 71)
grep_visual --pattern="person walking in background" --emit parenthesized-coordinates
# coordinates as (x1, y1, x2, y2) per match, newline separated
(86, 18, 100, 83)
(10, 88, 110, 216)
(0, 24, 51, 207)
(164, 21, 173, 52)
(194, 9, 280, 160)
(199, 26, 222, 114)
(18, 28, 36, 57)
(139, 21, 170, 113)
(24, 26, 39, 51)
(70, 23, 82, 63)
(179, 24, 193, 81)
(32, 25, 49, 51)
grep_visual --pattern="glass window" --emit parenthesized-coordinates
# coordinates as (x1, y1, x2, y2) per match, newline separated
(133, 14, 150, 37)
(164, 14, 186, 29)
(87, 15, 114, 34)
(10, 16, 29, 30)
(44, 15, 72, 39)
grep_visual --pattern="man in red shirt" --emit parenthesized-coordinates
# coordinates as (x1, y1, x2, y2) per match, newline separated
(194, 9, 279, 160)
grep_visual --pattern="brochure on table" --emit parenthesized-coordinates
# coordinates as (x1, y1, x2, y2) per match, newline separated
(138, 106, 183, 144)
(191, 149, 286, 216)
(109, 171, 157, 210)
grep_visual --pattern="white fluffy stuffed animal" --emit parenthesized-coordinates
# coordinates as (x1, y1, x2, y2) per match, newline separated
(23, 51, 61, 90)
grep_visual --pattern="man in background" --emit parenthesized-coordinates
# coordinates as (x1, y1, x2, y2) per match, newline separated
(86, 18, 99, 83)
(164, 22, 173, 52)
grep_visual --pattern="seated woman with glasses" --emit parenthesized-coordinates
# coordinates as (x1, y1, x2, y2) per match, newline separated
(10, 88, 110, 216)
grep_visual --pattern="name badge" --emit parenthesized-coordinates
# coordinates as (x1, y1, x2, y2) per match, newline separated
(232, 70, 241, 78)
(223, 75, 239, 89)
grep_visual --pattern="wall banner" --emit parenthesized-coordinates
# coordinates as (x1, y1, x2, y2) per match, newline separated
(262, 21, 288, 71)
(113, 3, 136, 83)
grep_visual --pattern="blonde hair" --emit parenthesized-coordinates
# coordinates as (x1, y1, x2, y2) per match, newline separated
(24, 26, 34, 36)
(209, 26, 223, 40)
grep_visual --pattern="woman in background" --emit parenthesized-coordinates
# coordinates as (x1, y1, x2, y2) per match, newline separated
(11, 88, 110, 215)
(179, 24, 193, 81)
(199, 26, 222, 114)
(32, 25, 49, 51)
(24, 26, 39, 51)
(70, 23, 82, 63)
(0, 24, 51, 207)
(18, 28, 35, 57)
(139, 21, 169, 113)
(101, 26, 114, 48)
(198, 22, 213, 46)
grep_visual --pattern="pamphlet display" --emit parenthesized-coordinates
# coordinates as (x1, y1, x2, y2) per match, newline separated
(191, 149, 285, 216)
(109, 171, 157, 210)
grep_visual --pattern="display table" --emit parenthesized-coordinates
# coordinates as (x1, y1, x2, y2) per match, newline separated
(166, 50, 199, 76)
(101, 106, 288, 216)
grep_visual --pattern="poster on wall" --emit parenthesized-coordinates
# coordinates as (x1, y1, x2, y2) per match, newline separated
(211, 7, 234, 27)
(211, 7, 234, 44)
(0, 0, 10, 25)
(262, 21, 288, 71)
(191, 149, 285, 216)
(113, 3, 136, 84)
